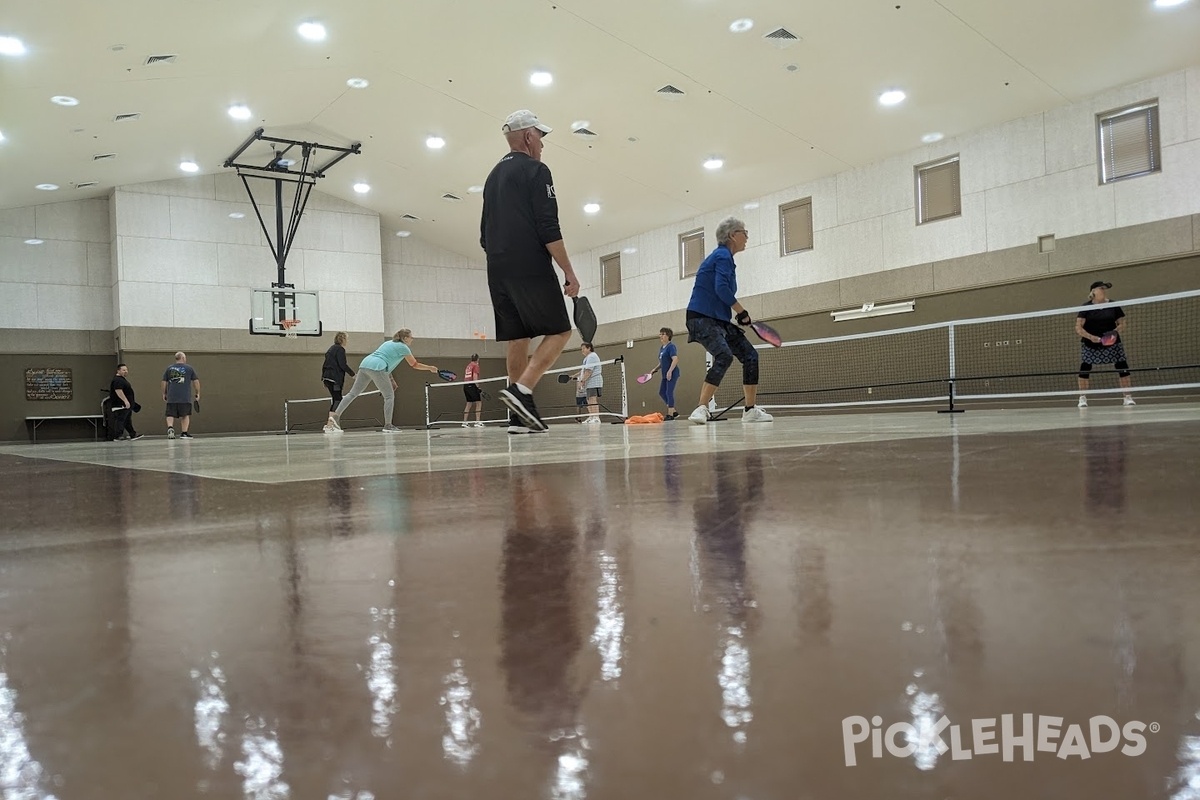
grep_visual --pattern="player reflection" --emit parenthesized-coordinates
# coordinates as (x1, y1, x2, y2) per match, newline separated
(1083, 424, 1128, 515)
(499, 468, 591, 798)
(692, 450, 764, 745)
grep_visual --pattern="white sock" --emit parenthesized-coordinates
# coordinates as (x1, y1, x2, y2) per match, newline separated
(515, 382, 532, 395)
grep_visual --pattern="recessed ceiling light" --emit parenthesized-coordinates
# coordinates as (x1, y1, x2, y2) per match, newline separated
(621, 247, 637, 254)
(426, 136, 446, 149)
(530, 71, 553, 87)
(703, 157, 724, 170)
(51, 95, 79, 106)
(583, 202, 601, 214)
(353, 182, 370, 193)
(24, 239, 44, 245)
(467, 185, 484, 193)
(297, 21, 326, 41)
(878, 89, 906, 106)
(0, 130, 5, 142)
(228, 212, 245, 219)
(922, 132, 944, 143)
(346, 78, 370, 89)
(729, 18, 754, 33)
(395, 230, 412, 237)
(1153, 0, 1189, 7)
(743, 202, 760, 210)
(35, 183, 58, 191)
(227, 104, 252, 120)
(179, 161, 200, 173)
(0, 36, 26, 57)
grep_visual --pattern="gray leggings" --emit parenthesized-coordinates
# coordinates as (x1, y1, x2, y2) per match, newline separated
(332, 368, 394, 425)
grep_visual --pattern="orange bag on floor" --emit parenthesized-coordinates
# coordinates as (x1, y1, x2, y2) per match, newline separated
(624, 412, 665, 425)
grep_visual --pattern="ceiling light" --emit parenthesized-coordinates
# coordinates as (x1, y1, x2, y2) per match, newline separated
(583, 203, 601, 214)
(729, 18, 754, 33)
(346, 78, 369, 89)
(467, 185, 484, 194)
(24, 239, 44, 245)
(0, 36, 26, 57)
(35, 183, 58, 191)
(179, 161, 200, 173)
(879, 89, 906, 106)
(743, 202, 760, 210)
(51, 95, 79, 106)
(227, 104, 252, 120)
(703, 157, 724, 170)
(395, 230, 412, 237)
(832, 300, 915, 322)
(228, 212, 245, 219)
(922, 132, 944, 143)
(353, 182, 370, 193)
(297, 21, 326, 41)
(426, 136, 445, 149)
(529, 71, 553, 87)
(1153, 0, 1189, 7)
(622, 247, 637, 254)
(570, 120, 591, 132)
(0, 130, 5, 142)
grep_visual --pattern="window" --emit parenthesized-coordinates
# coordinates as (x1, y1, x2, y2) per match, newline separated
(779, 198, 813, 255)
(1097, 101, 1160, 184)
(679, 228, 705, 278)
(601, 252, 621, 297)
(915, 155, 961, 225)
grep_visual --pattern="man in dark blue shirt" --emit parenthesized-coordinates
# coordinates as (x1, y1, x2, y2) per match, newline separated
(685, 217, 772, 424)
(480, 109, 581, 434)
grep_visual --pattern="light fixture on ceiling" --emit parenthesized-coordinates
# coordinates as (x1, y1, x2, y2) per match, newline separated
(530, 71, 553, 87)
(583, 202, 601, 214)
(179, 160, 200, 173)
(297, 21, 327, 41)
(1153, 0, 1189, 7)
(353, 182, 370, 194)
(426, 136, 446, 149)
(622, 247, 637, 254)
(35, 183, 58, 191)
(467, 185, 484, 193)
(729, 18, 754, 33)
(227, 104, 252, 121)
(878, 89, 906, 106)
(831, 300, 915, 322)
(24, 239, 44, 245)
(570, 120, 591, 132)
(51, 95, 79, 106)
(346, 77, 369, 89)
(0, 36, 26, 57)
(743, 202, 760, 210)
(228, 212, 245, 219)
(0, 130, 5, 142)
(395, 230, 412, 237)
(703, 157, 724, 170)
(922, 132, 944, 143)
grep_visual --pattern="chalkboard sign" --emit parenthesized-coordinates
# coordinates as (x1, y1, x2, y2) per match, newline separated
(25, 368, 73, 401)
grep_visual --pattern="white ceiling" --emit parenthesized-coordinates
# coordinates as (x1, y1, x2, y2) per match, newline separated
(2, 0, 1199, 260)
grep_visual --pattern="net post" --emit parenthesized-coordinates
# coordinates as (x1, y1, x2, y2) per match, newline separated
(424, 383, 431, 429)
(938, 324, 964, 413)
(619, 359, 629, 419)
(284, 398, 290, 433)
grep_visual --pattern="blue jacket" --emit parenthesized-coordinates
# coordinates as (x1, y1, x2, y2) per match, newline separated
(687, 244, 738, 321)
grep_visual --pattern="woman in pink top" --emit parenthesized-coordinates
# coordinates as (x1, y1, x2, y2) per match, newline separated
(462, 354, 484, 427)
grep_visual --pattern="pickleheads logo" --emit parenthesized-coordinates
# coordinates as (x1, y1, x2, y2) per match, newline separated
(842, 714, 1158, 766)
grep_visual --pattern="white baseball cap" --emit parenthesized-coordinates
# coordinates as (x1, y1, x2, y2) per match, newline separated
(502, 109, 552, 135)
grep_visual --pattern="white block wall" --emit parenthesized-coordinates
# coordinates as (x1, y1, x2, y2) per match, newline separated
(381, 234, 489, 339)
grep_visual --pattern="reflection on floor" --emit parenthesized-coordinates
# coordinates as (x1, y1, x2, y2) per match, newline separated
(1, 407, 1198, 799)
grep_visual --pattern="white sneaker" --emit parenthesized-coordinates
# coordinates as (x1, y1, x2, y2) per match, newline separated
(472, 421, 485, 428)
(323, 424, 335, 434)
(1123, 396, 1136, 406)
(461, 422, 471, 428)
(328, 416, 342, 431)
(1078, 396, 1088, 408)
(584, 417, 601, 425)
(742, 406, 774, 423)
(688, 405, 710, 425)
(382, 425, 401, 434)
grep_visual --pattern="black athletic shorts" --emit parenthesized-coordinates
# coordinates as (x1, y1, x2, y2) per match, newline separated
(463, 384, 482, 403)
(487, 264, 571, 341)
(165, 402, 192, 418)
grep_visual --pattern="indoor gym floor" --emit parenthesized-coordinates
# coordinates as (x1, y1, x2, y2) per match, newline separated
(1, 405, 1199, 799)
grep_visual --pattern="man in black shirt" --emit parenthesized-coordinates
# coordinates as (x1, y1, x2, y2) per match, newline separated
(108, 363, 144, 441)
(1075, 280, 1135, 408)
(481, 109, 581, 434)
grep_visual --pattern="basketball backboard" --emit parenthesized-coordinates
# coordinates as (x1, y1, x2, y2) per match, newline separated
(250, 288, 322, 336)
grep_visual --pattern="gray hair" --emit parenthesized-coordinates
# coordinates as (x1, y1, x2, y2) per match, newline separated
(715, 216, 745, 246)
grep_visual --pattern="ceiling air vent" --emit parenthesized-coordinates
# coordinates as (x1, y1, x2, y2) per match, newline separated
(144, 54, 178, 66)
(763, 27, 800, 47)
(572, 127, 598, 137)
(441, 193, 463, 202)
(113, 113, 141, 122)
(656, 84, 685, 97)
(74, 181, 99, 189)
(401, 213, 421, 220)
(93, 153, 117, 161)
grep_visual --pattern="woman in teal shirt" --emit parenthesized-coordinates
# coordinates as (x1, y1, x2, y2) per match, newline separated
(326, 329, 441, 433)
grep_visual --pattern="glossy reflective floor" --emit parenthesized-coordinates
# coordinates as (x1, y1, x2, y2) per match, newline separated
(1, 406, 1199, 799)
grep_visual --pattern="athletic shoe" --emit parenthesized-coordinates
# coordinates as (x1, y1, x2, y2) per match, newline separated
(742, 406, 774, 423)
(382, 425, 401, 434)
(323, 424, 335, 434)
(507, 413, 547, 435)
(500, 384, 546, 431)
(328, 415, 343, 431)
(688, 405, 710, 425)
(471, 422, 485, 428)
(461, 422, 471, 428)
(167, 427, 176, 439)
(584, 417, 601, 425)
(1123, 396, 1136, 406)
(1078, 396, 1088, 408)
(180, 432, 194, 439)
(130, 433, 144, 441)
(116, 434, 130, 441)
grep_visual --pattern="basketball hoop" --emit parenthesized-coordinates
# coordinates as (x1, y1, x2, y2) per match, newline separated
(281, 319, 300, 339)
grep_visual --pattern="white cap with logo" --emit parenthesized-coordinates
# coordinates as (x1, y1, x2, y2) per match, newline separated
(502, 109, 552, 135)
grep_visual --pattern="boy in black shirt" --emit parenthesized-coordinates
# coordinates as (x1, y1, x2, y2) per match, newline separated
(108, 363, 144, 440)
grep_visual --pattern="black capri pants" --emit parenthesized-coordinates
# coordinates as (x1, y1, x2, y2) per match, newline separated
(323, 377, 344, 412)
(686, 315, 759, 387)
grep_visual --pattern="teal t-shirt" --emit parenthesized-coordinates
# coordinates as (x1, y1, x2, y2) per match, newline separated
(360, 340, 412, 372)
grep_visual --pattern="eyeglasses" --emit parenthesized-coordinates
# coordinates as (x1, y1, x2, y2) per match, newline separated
(734, 229, 749, 237)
